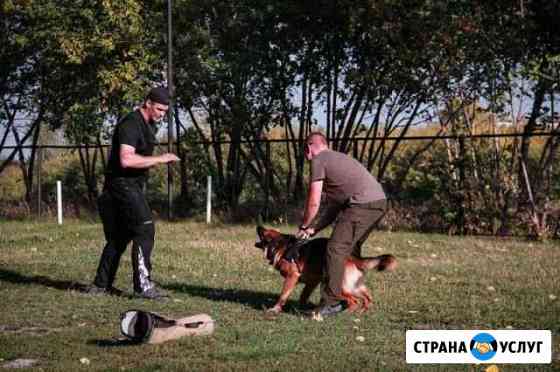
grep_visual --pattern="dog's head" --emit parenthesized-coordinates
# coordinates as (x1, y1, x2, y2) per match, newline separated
(255, 226, 287, 265)
(255, 226, 282, 250)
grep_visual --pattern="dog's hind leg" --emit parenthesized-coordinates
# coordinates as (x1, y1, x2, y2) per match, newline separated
(299, 279, 320, 308)
(341, 292, 360, 313)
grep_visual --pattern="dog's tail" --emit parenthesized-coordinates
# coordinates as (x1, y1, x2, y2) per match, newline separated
(357, 254, 398, 272)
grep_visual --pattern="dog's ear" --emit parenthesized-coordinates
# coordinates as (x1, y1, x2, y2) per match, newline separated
(255, 226, 266, 249)
(256, 226, 267, 240)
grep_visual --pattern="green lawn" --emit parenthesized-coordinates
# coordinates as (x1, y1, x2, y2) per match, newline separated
(0, 220, 558, 371)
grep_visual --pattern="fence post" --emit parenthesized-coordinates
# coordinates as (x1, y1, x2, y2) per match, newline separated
(56, 180, 62, 225)
(206, 175, 212, 224)
(37, 146, 42, 218)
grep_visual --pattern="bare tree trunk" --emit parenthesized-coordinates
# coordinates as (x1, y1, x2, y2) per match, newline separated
(77, 141, 100, 204)
(10, 119, 41, 203)
(338, 88, 366, 154)
(0, 109, 42, 175)
(519, 73, 548, 189)
(289, 77, 308, 202)
(378, 102, 421, 179)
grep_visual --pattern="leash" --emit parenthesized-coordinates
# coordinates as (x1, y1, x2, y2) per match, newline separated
(282, 237, 309, 263)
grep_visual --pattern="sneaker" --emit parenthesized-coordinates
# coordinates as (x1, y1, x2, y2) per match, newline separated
(307, 301, 346, 317)
(135, 286, 170, 301)
(85, 284, 123, 296)
(85, 284, 107, 295)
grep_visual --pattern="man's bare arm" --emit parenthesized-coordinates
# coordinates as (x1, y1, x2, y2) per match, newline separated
(120, 144, 179, 169)
(301, 180, 323, 228)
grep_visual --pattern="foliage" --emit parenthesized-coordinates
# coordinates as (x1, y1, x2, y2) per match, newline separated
(39, 151, 98, 205)
(1, 0, 159, 205)
(0, 163, 24, 201)
(1, 0, 559, 236)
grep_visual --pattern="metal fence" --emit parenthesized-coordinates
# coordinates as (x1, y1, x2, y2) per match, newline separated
(1, 131, 558, 227)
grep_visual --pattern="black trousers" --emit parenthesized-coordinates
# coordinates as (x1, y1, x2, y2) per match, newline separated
(93, 178, 155, 293)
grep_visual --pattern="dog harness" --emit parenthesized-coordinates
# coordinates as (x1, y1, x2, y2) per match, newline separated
(265, 236, 307, 272)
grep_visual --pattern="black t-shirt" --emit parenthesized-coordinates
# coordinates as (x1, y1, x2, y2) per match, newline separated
(105, 110, 156, 180)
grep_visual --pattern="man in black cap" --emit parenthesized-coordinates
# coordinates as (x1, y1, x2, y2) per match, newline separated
(88, 86, 179, 300)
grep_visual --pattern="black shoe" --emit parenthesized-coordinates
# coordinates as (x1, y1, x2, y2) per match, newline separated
(308, 302, 346, 317)
(135, 286, 170, 301)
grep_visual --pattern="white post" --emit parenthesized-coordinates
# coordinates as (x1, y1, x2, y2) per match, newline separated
(56, 180, 62, 225)
(206, 175, 212, 224)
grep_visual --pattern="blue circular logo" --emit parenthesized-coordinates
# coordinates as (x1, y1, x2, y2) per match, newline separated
(470, 333, 497, 361)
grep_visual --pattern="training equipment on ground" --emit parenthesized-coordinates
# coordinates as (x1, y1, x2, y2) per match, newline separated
(120, 309, 215, 344)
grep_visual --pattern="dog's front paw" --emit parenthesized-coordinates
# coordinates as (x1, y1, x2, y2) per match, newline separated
(263, 305, 282, 320)
(265, 305, 282, 314)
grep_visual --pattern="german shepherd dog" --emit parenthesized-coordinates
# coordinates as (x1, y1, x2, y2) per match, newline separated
(255, 226, 397, 314)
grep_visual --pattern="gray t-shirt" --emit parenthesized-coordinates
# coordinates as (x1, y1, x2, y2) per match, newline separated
(311, 150, 385, 205)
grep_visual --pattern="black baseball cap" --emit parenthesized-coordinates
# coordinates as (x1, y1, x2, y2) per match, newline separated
(147, 86, 170, 105)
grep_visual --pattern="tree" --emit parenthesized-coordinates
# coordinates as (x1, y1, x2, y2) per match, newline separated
(172, 0, 304, 210)
(1, 0, 161, 205)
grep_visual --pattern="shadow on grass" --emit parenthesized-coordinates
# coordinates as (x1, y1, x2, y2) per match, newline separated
(0, 268, 308, 313)
(0, 267, 87, 291)
(87, 339, 141, 347)
(163, 282, 306, 313)
(0, 268, 128, 297)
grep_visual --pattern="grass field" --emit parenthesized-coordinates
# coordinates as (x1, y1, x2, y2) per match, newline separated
(0, 219, 558, 371)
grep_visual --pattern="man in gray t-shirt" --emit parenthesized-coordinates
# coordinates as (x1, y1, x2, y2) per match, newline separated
(296, 132, 387, 317)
